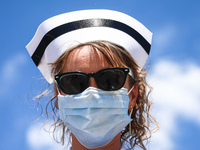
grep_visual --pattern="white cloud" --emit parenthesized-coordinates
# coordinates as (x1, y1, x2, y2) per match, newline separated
(0, 53, 27, 96)
(153, 24, 177, 52)
(148, 60, 200, 150)
(26, 123, 67, 150)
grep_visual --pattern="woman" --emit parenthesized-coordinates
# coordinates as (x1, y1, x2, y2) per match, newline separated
(26, 9, 158, 150)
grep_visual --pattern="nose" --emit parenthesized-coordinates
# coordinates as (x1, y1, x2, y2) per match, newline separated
(88, 77, 98, 88)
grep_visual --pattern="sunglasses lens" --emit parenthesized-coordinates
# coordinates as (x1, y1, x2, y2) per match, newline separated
(97, 69, 125, 91)
(56, 68, 129, 94)
(59, 73, 88, 94)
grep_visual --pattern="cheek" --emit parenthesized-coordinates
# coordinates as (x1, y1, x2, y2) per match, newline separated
(123, 75, 131, 90)
(123, 76, 137, 110)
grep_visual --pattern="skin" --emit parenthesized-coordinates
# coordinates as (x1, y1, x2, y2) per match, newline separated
(56, 45, 138, 150)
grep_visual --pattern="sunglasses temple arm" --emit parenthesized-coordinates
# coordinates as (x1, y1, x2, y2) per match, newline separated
(128, 69, 134, 79)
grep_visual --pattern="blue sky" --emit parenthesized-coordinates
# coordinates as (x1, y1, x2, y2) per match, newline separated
(0, 0, 200, 150)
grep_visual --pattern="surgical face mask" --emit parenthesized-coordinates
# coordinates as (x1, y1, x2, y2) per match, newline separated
(58, 87, 133, 149)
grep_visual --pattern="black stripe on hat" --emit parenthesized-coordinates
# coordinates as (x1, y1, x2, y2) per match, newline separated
(32, 19, 151, 66)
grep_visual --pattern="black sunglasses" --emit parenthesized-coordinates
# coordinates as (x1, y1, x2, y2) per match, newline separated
(55, 67, 134, 95)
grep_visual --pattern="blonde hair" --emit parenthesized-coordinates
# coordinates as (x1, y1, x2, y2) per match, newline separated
(36, 41, 158, 149)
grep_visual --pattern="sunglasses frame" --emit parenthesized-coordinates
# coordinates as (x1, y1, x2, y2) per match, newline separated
(55, 67, 134, 95)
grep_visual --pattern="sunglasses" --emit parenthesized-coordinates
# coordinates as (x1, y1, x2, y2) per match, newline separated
(55, 67, 134, 95)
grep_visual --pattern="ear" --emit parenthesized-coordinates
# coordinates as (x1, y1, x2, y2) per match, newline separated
(128, 85, 138, 111)
(54, 85, 59, 109)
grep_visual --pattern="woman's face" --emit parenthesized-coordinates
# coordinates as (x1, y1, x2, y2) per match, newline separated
(57, 45, 137, 110)
(61, 45, 131, 92)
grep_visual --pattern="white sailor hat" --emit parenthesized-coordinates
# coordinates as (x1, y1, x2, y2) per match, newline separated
(26, 9, 152, 84)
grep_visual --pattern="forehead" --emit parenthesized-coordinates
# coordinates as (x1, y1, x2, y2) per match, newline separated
(62, 45, 112, 73)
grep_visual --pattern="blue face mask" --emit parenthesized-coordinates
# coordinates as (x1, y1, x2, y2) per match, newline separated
(58, 87, 133, 149)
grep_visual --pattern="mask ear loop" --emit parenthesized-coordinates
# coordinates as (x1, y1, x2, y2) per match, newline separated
(129, 106, 133, 135)
(127, 85, 135, 95)
(62, 122, 65, 145)
(128, 85, 134, 135)
(55, 81, 65, 144)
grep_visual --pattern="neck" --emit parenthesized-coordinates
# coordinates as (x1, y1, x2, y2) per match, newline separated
(71, 133, 122, 150)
